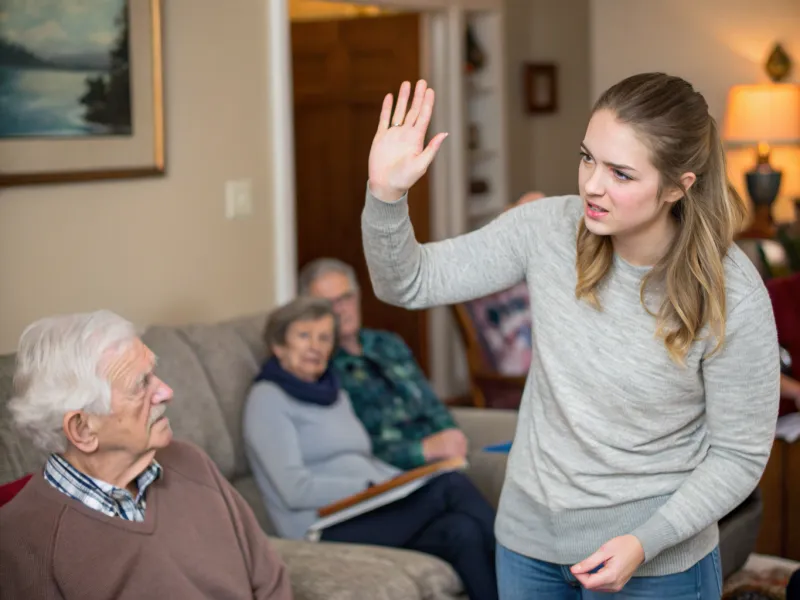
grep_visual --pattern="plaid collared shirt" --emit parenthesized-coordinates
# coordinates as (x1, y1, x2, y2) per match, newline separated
(331, 328, 457, 470)
(43, 453, 162, 522)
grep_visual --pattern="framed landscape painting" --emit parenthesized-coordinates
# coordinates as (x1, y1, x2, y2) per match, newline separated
(0, 0, 164, 186)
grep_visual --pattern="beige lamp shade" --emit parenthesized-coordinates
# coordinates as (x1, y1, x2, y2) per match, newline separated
(722, 83, 800, 146)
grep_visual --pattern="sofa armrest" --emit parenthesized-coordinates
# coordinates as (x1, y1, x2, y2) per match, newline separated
(451, 407, 517, 508)
(462, 450, 508, 510)
(718, 488, 763, 580)
(451, 407, 518, 449)
(270, 537, 462, 600)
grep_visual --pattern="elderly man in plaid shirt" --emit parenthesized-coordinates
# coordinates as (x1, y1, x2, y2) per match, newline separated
(299, 257, 468, 470)
(0, 310, 291, 600)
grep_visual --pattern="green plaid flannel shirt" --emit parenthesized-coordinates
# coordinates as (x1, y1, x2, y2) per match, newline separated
(331, 329, 456, 470)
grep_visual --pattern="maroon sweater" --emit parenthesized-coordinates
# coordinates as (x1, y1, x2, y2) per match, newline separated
(0, 440, 293, 600)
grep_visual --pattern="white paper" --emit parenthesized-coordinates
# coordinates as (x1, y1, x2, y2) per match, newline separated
(775, 412, 800, 443)
(304, 466, 465, 541)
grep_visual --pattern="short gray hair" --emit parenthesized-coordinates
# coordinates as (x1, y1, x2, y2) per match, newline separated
(9, 310, 138, 454)
(263, 296, 338, 353)
(298, 258, 359, 295)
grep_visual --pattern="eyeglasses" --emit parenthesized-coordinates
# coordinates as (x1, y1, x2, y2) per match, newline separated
(330, 290, 357, 307)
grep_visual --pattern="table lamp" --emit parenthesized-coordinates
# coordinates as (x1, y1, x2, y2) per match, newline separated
(723, 82, 800, 238)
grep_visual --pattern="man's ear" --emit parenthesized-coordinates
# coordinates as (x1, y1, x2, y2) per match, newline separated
(63, 411, 100, 453)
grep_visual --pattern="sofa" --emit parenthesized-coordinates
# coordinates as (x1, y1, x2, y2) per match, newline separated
(0, 312, 763, 596)
(0, 313, 512, 600)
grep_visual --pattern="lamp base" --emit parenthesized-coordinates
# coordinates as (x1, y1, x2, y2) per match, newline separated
(737, 163, 782, 240)
(738, 205, 776, 239)
(745, 167, 782, 207)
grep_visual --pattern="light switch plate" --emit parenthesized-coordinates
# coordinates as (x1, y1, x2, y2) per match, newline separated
(225, 179, 253, 219)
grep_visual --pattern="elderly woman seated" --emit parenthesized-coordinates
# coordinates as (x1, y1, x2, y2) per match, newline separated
(243, 297, 498, 600)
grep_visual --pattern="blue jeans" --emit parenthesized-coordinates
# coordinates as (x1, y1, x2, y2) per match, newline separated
(497, 543, 722, 599)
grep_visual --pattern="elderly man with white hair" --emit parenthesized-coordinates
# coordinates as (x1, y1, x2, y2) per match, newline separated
(0, 310, 293, 600)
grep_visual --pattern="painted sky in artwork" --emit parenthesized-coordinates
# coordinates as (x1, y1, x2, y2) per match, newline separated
(0, 0, 125, 61)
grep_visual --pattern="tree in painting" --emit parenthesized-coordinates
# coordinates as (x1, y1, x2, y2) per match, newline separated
(80, 4, 131, 131)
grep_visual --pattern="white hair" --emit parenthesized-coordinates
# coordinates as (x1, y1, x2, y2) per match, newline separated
(8, 310, 138, 454)
(298, 257, 360, 295)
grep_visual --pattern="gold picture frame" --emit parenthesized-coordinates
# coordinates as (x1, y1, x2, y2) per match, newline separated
(0, 0, 165, 187)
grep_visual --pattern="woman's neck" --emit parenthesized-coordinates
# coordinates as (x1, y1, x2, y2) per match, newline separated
(612, 213, 678, 267)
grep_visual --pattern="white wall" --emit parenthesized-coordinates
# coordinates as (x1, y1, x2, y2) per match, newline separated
(505, 0, 591, 201)
(590, 0, 799, 116)
(590, 0, 800, 222)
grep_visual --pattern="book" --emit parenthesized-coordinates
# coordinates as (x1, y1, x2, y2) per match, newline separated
(483, 441, 512, 453)
(304, 456, 468, 541)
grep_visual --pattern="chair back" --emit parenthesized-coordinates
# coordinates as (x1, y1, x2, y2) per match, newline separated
(451, 282, 532, 409)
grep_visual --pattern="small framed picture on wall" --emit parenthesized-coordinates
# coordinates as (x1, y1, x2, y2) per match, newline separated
(524, 63, 558, 114)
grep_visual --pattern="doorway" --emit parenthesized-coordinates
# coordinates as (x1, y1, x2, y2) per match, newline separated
(290, 9, 432, 371)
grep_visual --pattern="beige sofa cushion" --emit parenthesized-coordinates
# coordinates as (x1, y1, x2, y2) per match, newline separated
(271, 538, 463, 600)
(0, 354, 49, 484)
(175, 318, 264, 478)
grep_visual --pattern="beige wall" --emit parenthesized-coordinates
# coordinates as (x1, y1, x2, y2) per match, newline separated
(505, 0, 591, 201)
(0, 0, 275, 353)
(590, 0, 800, 223)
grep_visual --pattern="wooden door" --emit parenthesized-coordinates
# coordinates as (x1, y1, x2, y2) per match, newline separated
(291, 13, 431, 371)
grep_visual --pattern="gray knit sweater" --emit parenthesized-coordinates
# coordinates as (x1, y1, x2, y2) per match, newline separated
(361, 190, 779, 576)
(244, 382, 400, 540)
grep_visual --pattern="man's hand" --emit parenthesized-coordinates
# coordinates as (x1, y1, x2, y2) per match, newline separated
(422, 429, 468, 462)
(570, 535, 645, 593)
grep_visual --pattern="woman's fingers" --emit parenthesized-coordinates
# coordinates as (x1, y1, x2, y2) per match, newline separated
(413, 88, 436, 134)
(405, 80, 428, 126)
(573, 566, 617, 592)
(377, 93, 393, 132)
(417, 131, 449, 172)
(391, 81, 411, 127)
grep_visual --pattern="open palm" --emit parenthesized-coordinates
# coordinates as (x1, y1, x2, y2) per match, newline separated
(368, 80, 449, 203)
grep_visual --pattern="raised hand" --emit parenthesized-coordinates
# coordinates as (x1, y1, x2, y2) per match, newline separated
(368, 80, 449, 203)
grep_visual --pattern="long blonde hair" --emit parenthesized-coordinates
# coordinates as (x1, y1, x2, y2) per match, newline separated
(575, 73, 747, 364)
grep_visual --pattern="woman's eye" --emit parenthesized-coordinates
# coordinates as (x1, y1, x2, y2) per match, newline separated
(579, 151, 592, 163)
(613, 169, 632, 182)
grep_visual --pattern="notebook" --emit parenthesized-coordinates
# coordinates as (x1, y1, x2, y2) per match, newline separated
(304, 456, 468, 541)
(483, 441, 512, 453)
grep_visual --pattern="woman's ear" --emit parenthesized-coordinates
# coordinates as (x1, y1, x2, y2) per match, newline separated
(680, 172, 697, 194)
(664, 172, 697, 205)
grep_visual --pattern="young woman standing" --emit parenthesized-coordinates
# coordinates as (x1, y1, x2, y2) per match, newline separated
(360, 74, 780, 599)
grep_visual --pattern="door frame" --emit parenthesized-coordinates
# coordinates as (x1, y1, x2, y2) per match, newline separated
(266, 0, 502, 395)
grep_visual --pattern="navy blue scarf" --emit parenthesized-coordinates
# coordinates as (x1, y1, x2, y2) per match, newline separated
(254, 356, 340, 406)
